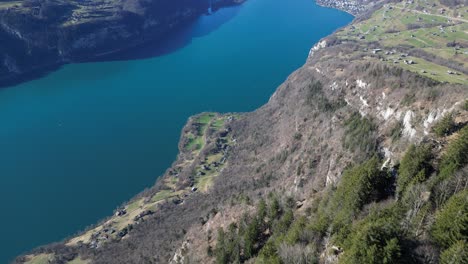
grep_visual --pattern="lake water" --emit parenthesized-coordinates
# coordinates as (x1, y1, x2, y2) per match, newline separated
(0, 0, 352, 262)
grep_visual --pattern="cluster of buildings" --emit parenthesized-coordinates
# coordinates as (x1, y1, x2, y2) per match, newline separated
(316, 0, 367, 15)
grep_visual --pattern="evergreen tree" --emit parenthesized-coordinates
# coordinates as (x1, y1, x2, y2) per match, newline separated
(440, 240, 468, 264)
(431, 190, 468, 249)
(397, 144, 432, 196)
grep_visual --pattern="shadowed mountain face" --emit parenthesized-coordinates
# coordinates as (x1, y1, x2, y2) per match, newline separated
(0, 0, 242, 86)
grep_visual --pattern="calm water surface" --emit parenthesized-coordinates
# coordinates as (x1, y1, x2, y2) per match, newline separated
(0, 0, 352, 262)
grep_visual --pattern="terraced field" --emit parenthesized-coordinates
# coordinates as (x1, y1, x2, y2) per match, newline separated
(336, 0, 468, 84)
(181, 113, 237, 192)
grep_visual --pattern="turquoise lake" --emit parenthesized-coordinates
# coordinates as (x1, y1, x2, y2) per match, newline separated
(0, 0, 352, 262)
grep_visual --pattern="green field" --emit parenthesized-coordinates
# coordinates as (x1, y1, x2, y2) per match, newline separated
(185, 133, 204, 151)
(151, 189, 176, 203)
(337, 0, 468, 84)
(126, 199, 141, 212)
(67, 258, 90, 264)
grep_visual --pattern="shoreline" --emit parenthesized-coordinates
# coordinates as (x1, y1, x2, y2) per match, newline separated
(10, 1, 358, 263)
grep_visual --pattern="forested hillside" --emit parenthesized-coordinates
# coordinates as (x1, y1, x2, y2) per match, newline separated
(14, 0, 467, 263)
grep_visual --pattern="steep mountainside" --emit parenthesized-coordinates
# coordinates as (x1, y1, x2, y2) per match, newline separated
(14, 0, 468, 263)
(0, 0, 243, 86)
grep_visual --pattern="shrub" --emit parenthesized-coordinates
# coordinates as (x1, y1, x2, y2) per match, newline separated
(389, 121, 403, 142)
(306, 81, 344, 112)
(433, 113, 455, 137)
(293, 132, 302, 141)
(307, 214, 330, 239)
(244, 217, 260, 258)
(258, 199, 267, 223)
(284, 216, 307, 245)
(431, 190, 467, 249)
(425, 88, 440, 101)
(401, 93, 416, 106)
(301, 194, 331, 240)
(256, 240, 281, 264)
(215, 228, 228, 264)
(273, 209, 294, 235)
(268, 196, 281, 220)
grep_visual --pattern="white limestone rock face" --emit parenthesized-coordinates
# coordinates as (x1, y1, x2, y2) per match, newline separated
(381, 107, 395, 120)
(309, 40, 327, 58)
(356, 79, 367, 89)
(402, 110, 416, 139)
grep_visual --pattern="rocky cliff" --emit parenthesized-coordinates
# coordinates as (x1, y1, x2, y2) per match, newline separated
(0, 0, 243, 86)
(14, 0, 468, 263)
